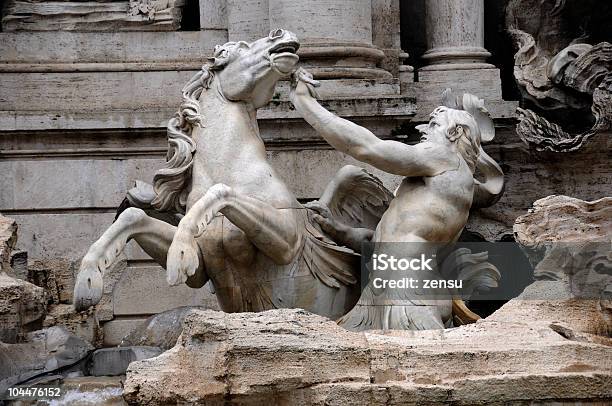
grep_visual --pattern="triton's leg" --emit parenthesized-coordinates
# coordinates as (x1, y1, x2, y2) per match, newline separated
(167, 184, 301, 284)
(74, 208, 207, 310)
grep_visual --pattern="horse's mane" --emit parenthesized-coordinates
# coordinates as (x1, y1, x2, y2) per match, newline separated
(151, 44, 237, 213)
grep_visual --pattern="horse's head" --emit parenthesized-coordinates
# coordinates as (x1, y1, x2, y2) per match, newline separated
(151, 30, 300, 213)
(210, 29, 300, 108)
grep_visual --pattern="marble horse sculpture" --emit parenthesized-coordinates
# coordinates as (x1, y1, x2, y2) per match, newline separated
(73, 31, 503, 330)
(73, 30, 391, 320)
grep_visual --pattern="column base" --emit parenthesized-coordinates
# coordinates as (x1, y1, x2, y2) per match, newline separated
(409, 68, 506, 121)
(420, 46, 494, 71)
(298, 41, 393, 80)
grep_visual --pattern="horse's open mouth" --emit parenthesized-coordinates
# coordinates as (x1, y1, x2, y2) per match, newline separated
(269, 41, 300, 75)
(269, 41, 300, 55)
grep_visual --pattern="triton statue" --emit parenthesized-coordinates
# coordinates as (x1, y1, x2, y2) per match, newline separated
(290, 69, 505, 330)
(73, 31, 504, 330)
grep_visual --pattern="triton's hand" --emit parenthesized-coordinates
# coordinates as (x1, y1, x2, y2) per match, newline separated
(305, 201, 339, 235)
(304, 200, 332, 219)
(290, 68, 320, 99)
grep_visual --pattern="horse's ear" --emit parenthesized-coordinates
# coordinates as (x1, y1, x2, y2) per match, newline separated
(209, 53, 230, 69)
(210, 42, 238, 68)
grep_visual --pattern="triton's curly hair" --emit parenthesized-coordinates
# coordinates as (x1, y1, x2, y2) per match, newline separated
(431, 107, 482, 172)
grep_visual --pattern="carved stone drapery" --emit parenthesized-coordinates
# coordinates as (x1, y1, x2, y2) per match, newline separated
(507, 0, 612, 152)
(1, 0, 185, 31)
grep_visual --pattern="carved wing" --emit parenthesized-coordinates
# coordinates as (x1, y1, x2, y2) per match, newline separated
(115, 180, 182, 226)
(317, 165, 394, 230)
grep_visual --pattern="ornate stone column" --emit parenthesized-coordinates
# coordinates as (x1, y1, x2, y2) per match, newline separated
(421, 0, 494, 71)
(268, 0, 392, 79)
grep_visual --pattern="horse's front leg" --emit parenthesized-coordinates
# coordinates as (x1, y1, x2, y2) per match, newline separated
(167, 184, 301, 284)
(74, 208, 207, 310)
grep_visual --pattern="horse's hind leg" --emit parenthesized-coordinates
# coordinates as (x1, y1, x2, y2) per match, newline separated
(73, 207, 207, 310)
(167, 184, 301, 283)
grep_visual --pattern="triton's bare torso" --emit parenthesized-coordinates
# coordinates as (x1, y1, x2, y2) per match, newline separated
(374, 154, 474, 244)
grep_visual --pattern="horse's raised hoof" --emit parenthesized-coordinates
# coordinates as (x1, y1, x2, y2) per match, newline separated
(166, 232, 200, 286)
(73, 260, 104, 311)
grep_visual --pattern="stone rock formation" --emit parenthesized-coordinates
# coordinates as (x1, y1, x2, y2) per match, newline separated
(0, 214, 47, 343)
(0, 273, 46, 344)
(88, 346, 162, 377)
(0, 215, 17, 273)
(119, 306, 206, 350)
(122, 308, 611, 405)
(120, 194, 612, 404)
(507, 195, 612, 337)
(0, 326, 93, 395)
(43, 304, 100, 346)
(514, 195, 611, 264)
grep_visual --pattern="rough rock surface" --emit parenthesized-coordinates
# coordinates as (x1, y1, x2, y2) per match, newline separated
(27, 258, 77, 305)
(43, 304, 101, 346)
(120, 306, 207, 350)
(123, 309, 612, 405)
(513, 195, 611, 289)
(0, 272, 46, 343)
(514, 195, 611, 259)
(0, 215, 18, 273)
(509, 195, 612, 336)
(88, 346, 162, 377)
(488, 281, 611, 337)
(0, 326, 93, 394)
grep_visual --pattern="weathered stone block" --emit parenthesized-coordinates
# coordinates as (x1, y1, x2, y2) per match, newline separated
(43, 304, 101, 346)
(120, 306, 212, 350)
(27, 259, 76, 305)
(102, 318, 148, 347)
(123, 309, 371, 404)
(503, 195, 612, 336)
(122, 309, 612, 405)
(88, 346, 162, 377)
(0, 326, 93, 395)
(0, 215, 17, 274)
(112, 266, 219, 316)
(514, 195, 611, 264)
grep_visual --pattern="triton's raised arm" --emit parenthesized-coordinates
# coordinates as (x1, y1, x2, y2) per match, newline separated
(289, 69, 458, 178)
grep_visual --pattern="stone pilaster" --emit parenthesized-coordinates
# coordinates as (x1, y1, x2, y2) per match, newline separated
(421, 0, 494, 71)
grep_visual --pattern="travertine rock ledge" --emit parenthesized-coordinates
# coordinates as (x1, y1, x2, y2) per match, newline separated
(123, 308, 611, 405)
